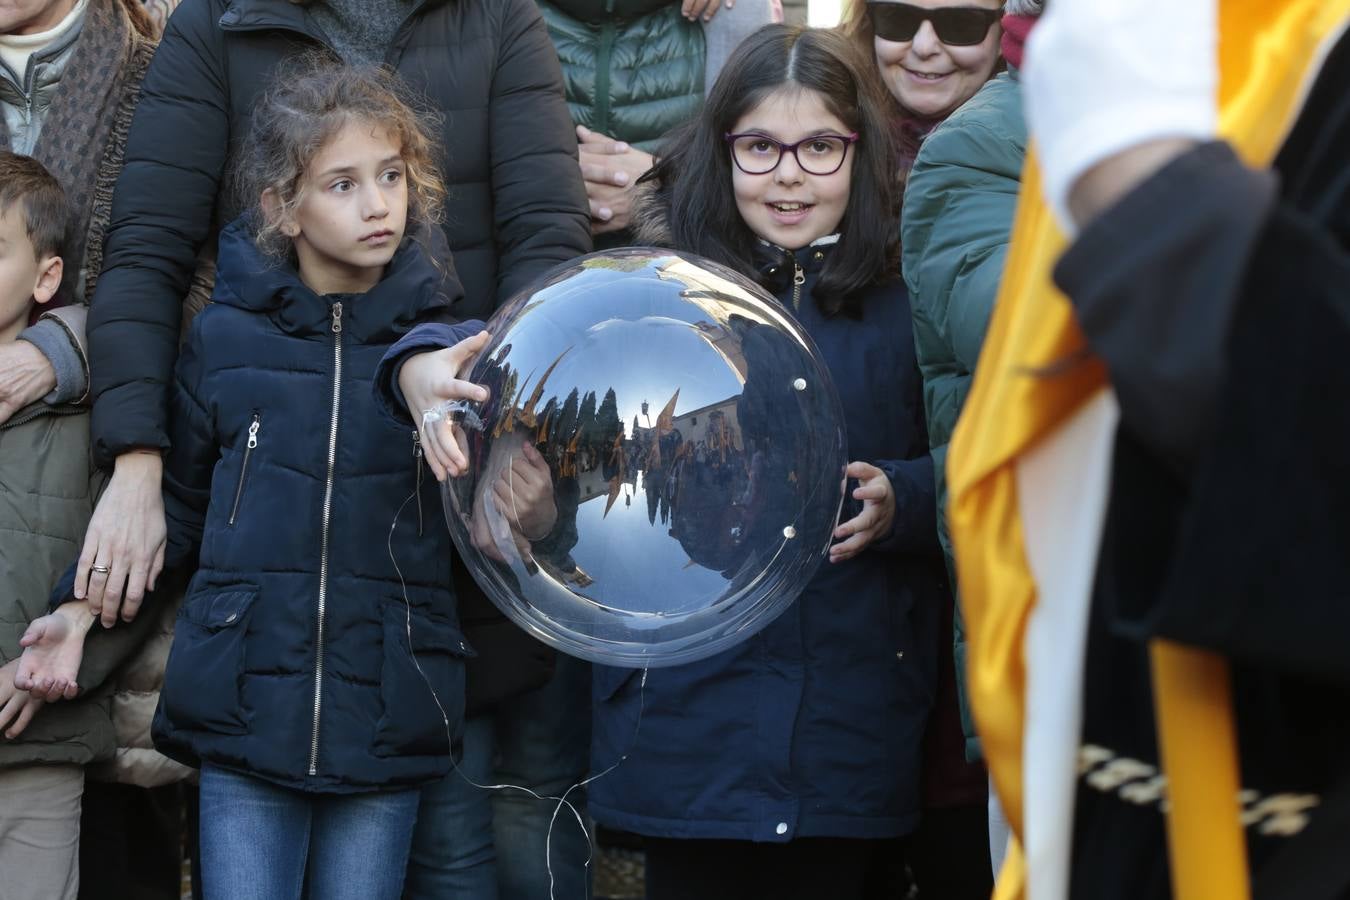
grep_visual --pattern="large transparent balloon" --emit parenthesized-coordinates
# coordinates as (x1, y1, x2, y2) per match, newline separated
(436, 248, 846, 668)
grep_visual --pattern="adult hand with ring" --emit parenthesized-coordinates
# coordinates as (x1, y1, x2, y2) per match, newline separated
(76, 450, 167, 628)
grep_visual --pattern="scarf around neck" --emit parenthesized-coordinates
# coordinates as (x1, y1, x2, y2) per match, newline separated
(1000, 14, 1038, 71)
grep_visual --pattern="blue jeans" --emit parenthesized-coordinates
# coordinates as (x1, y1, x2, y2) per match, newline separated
(199, 764, 419, 900)
(404, 653, 592, 900)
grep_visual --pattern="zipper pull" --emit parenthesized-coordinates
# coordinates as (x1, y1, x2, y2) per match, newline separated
(792, 261, 805, 310)
(247, 413, 261, 449)
(412, 430, 425, 536)
(331, 301, 343, 333)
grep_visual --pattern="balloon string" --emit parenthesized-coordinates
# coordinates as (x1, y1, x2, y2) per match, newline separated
(387, 490, 648, 900)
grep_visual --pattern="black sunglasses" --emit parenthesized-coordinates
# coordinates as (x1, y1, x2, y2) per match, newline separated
(867, 2, 1002, 46)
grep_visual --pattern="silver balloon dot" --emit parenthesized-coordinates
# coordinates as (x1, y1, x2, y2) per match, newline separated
(782, 526, 797, 539)
(792, 377, 807, 391)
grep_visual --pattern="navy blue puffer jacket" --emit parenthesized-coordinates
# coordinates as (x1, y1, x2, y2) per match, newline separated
(151, 220, 477, 793)
(588, 238, 948, 841)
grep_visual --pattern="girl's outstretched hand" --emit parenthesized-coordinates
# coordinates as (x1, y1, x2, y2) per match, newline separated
(0, 658, 44, 739)
(830, 461, 895, 564)
(14, 602, 96, 703)
(398, 331, 492, 481)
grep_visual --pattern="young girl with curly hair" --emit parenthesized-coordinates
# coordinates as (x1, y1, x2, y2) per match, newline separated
(22, 59, 491, 900)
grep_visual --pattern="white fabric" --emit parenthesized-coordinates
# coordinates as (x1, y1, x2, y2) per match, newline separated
(1015, 387, 1119, 900)
(702, 0, 779, 94)
(989, 773, 1013, 875)
(0, 0, 86, 82)
(1021, 0, 1218, 232)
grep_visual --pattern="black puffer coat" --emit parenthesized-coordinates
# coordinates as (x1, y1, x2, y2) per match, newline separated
(150, 220, 476, 792)
(88, 0, 590, 465)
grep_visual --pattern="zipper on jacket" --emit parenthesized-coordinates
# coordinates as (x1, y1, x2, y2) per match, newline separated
(791, 260, 805, 310)
(0, 403, 82, 432)
(310, 301, 344, 777)
(412, 429, 425, 537)
(595, 21, 616, 136)
(228, 413, 262, 526)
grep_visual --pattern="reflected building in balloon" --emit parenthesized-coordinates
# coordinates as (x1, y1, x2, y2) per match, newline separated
(440, 249, 846, 667)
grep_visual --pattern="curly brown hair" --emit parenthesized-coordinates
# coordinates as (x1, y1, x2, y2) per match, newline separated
(235, 56, 446, 261)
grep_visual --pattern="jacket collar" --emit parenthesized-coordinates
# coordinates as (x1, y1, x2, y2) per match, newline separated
(753, 234, 839, 294)
(211, 217, 452, 342)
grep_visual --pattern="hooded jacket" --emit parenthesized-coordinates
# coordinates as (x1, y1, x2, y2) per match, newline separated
(148, 220, 477, 792)
(588, 201, 949, 840)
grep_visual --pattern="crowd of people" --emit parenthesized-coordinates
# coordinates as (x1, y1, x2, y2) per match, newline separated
(0, 0, 1345, 899)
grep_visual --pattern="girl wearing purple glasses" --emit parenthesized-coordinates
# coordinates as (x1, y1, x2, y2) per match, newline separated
(583, 24, 949, 900)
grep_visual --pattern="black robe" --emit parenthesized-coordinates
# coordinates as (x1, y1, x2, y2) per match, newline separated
(1051, 28, 1350, 900)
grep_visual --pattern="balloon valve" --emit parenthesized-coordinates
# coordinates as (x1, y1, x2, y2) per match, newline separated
(423, 399, 485, 432)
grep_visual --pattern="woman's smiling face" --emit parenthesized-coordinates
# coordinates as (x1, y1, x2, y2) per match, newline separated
(872, 0, 1003, 119)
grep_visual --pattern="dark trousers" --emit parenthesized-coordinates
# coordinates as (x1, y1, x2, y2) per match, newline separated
(644, 836, 905, 900)
(78, 781, 199, 900)
(908, 803, 993, 900)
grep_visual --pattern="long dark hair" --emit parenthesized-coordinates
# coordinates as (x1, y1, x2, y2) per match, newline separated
(645, 25, 900, 317)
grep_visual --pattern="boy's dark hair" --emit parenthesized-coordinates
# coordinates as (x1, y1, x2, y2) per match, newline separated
(235, 55, 447, 261)
(645, 25, 900, 317)
(0, 152, 69, 260)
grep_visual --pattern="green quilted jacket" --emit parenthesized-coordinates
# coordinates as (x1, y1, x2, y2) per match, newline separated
(0, 399, 159, 770)
(536, 0, 704, 152)
(0, 401, 107, 767)
(901, 71, 1028, 760)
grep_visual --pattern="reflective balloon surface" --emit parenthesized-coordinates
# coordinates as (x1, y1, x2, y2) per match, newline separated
(440, 248, 846, 667)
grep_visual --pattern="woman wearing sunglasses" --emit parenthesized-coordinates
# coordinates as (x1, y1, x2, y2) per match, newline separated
(898, 0, 1044, 892)
(846, 0, 1004, 172)
(841, 1, 1008, 899)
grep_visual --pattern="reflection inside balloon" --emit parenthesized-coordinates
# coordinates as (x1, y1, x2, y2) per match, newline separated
(442, 249, 846, 667)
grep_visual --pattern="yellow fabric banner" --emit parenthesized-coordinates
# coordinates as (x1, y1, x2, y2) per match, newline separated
(946, 3, 1350, 898)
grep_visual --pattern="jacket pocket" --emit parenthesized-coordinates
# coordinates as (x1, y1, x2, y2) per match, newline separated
(373, 602, 474, 758)
(160, 588, 257, 735)
(228, 412, 262, 527)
